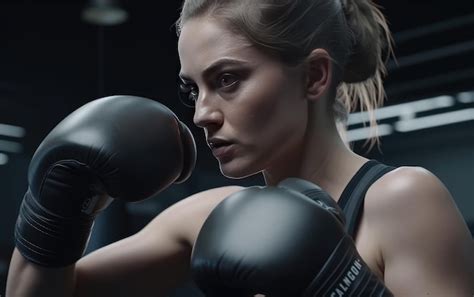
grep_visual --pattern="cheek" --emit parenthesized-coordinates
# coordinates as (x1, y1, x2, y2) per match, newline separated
(227, 91, 278, 147)
(235, 72, 306, 141)
(220, 73, 306, 176)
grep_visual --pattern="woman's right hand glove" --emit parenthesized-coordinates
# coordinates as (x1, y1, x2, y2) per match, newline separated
(14, 95, 196, 267)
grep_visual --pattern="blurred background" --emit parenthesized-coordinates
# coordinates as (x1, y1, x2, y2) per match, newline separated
(0, 0, 473, 295)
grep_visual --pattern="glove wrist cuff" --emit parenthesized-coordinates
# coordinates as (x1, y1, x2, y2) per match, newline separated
(304, 235, 393, 297)
(14, 190, 96, 267)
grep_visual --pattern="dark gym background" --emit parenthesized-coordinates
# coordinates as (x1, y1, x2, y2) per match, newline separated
(0, 0, 473, 295)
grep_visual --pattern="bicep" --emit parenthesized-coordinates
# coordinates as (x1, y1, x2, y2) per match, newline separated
(73, 185, 244, 297)
(383, 217, 473, 296)
(74, 221, 191, 297)
(372, 168, 474, 296)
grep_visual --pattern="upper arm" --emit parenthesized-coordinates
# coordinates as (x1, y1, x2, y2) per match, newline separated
(74, 185, 244, 297)
(368, 167, 474, 296)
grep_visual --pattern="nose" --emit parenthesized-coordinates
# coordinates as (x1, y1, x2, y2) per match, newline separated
(193, 92, 223, 129)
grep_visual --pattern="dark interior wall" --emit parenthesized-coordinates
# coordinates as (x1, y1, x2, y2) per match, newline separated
(0, 0, 473, 295)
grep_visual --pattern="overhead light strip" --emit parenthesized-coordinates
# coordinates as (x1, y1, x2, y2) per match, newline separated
(347, 95, 455, 126)
(347, 90, 474, 142)
(346, 124, 393, 142)
(458, 91, 474, 103)
(0, 140, 23, 153)
(0, 123, 26, 138)
(395, 108, 474, 132)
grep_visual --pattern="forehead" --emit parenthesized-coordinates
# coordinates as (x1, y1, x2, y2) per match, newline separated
(178, 17, 257, 76)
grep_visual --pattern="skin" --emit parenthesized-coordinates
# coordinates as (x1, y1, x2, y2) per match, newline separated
(6, 13, 472, 297)
(178, 16, 367, 195)
(178, 16, 474, 296)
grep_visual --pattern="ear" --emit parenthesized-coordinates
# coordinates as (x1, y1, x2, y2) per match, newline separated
(304, 48, 333, 102)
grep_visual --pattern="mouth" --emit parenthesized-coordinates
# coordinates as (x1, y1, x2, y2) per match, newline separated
(207, 138, 236, 161)
(207, 137, 233, 149)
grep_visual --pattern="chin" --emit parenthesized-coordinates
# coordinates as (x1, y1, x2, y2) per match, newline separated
(218, 158, 261, 179)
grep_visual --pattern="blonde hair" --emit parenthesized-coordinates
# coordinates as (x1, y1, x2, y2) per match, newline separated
(177, 0, 394, 149)
(336, 0, 394, 149)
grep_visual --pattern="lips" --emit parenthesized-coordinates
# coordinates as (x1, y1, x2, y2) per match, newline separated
(207, 137, 235, 161)
(207, 137, 233, 149)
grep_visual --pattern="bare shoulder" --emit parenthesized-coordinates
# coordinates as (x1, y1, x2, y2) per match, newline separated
(142, 185, 245, 247)
(364, 166, 474, 295)
(365, 165, 454, 215)
(364, 165, 469, 245)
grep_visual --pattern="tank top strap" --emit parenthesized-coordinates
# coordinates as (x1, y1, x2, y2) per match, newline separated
(337, 160, 396, 238)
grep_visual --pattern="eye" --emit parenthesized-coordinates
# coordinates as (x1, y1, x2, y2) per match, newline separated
(178, 82, 199, 107)
(218, 73, 239, 89)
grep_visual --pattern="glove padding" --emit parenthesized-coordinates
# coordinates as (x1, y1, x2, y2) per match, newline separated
(191, 178, 392, 296)
(15, 95, 196, 267)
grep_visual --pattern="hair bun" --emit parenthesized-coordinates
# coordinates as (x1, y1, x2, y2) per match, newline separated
(342, 0, 391, 83)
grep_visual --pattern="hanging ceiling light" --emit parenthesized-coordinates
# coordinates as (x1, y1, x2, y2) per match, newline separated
(81, 0, 128, 26)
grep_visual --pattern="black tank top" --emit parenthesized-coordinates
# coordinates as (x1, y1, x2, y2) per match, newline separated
(337, 160, 396, 238)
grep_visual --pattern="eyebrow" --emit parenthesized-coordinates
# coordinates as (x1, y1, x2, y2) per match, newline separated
(179, 58, 249, 82)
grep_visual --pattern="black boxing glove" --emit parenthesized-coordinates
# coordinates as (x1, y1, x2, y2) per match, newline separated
(14, 95, 196, 267)
(278, 178, 346, 226)
(191, 178, 392, 297)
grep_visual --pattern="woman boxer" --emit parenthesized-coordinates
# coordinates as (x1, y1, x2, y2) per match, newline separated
(6, 0, 473, 296)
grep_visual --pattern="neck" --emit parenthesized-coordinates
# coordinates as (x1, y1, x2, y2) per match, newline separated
(263, 112, 367, 202)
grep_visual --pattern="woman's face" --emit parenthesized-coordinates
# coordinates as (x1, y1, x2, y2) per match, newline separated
(178, 17, 309, 178)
